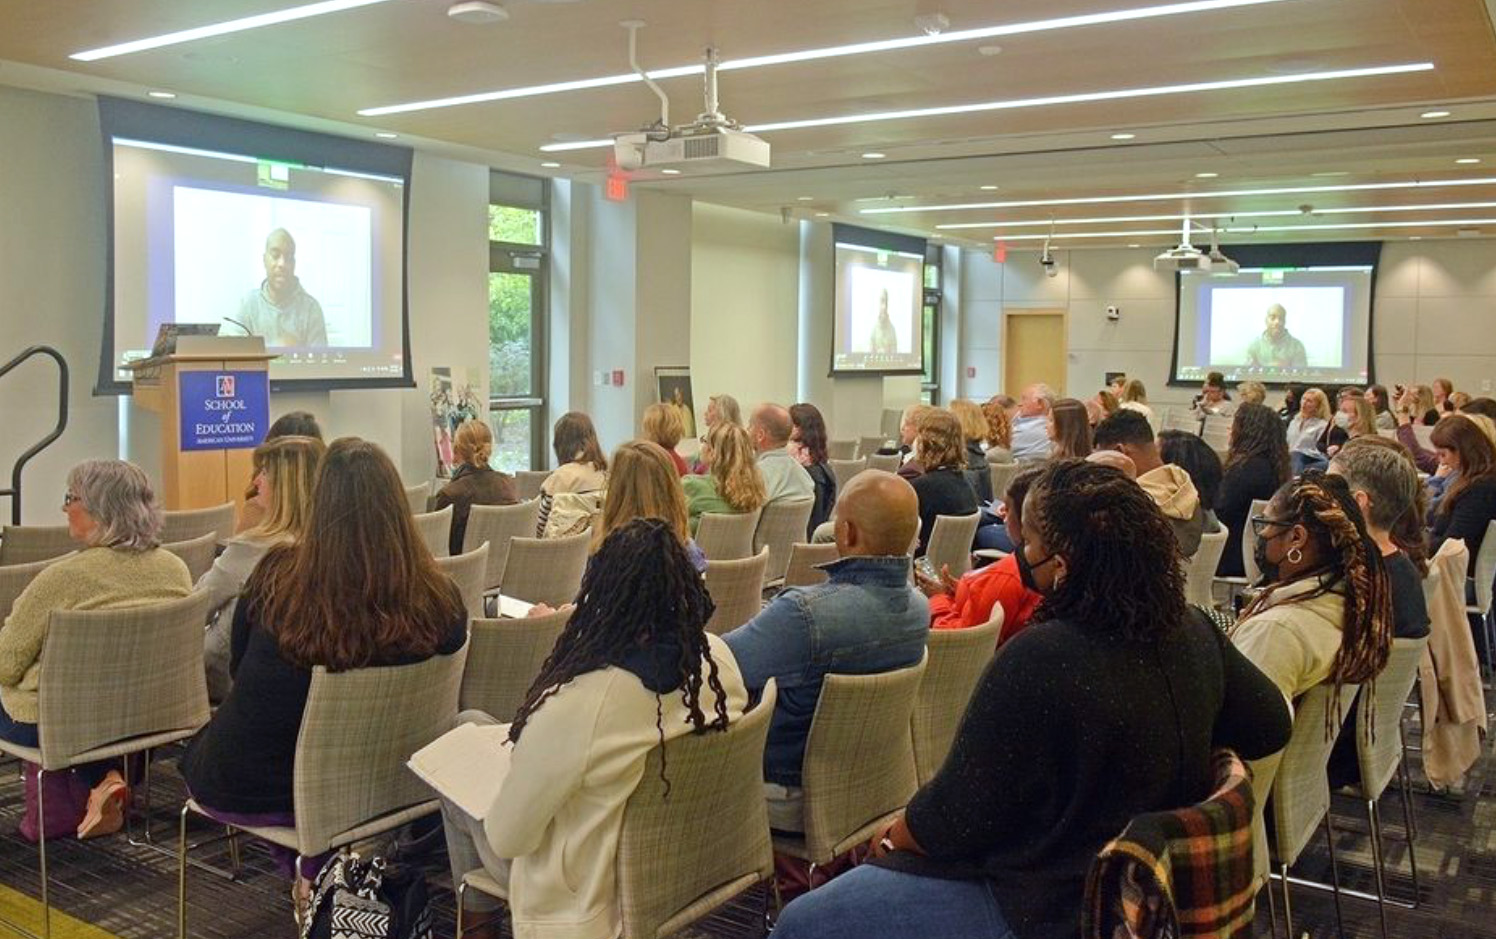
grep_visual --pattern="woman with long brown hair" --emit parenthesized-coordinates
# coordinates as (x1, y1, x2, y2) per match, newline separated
(180, 438, 467, 886)
(1216, 403, 1291, 577)
(1046, 398, 1093, 461)
(538, 412, 609, 537)
(1429, 414, 1496, 583)
(592, 440, 704, 570)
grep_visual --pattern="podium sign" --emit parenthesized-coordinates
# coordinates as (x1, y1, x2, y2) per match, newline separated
(179, 371, 270, 452)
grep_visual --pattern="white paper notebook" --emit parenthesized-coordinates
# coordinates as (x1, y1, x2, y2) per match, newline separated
(407, 721, 513, 821)
(496, 594, 534, 619)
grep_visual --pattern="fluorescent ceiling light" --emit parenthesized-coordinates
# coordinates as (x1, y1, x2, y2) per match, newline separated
(540, 62, 1433, 152)
(147, 91, 176, 99)
(861, 152, 887, 160)
(1421, 110, 1451, 118)
(938, 201, 1496, 229)
(865, 175, 1496, 214)
(360, 0, 1298, 116)
(990, 217, 1496, 240)
(72, 0, 398, 61)
(1110, 132, 1136, 140)
(1456, 158, 1482, 164)
(374, 131, 399, 138)
(540, 161, 562, 168)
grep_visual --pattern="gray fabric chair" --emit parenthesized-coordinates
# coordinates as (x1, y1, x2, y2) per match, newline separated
(0, 524, 75, 566)
(0, 555, 64, 622)
(754, 499, 816, 587)
(0, 592, 214, 939)
(911, 617, 1000, 785)
(464, 499, 542, 591)
(162, 531, 219, 583)
(499, 532, 590, 606)
(827, 439, 858, 460)
(435, 543, 489, 620)
(403, 481, 432, 515)
(987, 461, 1021, 506)
(1465, 519, 1496, 668)
(926, 513, 982, 578)
(160, 503, 236, 546)
(413, 505, 455, 558)
(1184, 525, 1229, 608)
(459, 608, 571, 721)
(1215, 498, 1269, 596)
(827, 458, 867, 496)
(856, 436, 888, 460)
(460, 682, 780, 939)
(1161, 408, 1203, 435)
(515, 470, 551, 502)
(177, 642, 468, 938)
(866, 453, 901, 474)
(783, 543, 840, 589)
(696, 508, 762, 561)
(704, 548, 770, 635)
(772, 654, 927, 870)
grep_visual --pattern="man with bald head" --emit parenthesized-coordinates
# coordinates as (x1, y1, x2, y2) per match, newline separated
(749, 402, 816, 505)
(235, 228, 329, 347)
(1010, 382, 1056, 462)
(1245, 302, 1308, 370)
(725, 470, 929, 833)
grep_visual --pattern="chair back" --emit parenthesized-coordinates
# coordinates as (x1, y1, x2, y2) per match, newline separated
(1160, 409, 1202, 435)
(800, 653, 927, 863)
(1471, 519, 1496, 614)
(1183, 526, 1228, 607)
(37, 592, 215, 771)
(1201, 414, 1233, 454)
(827, 459, 866, 496)
(783, 543, 840, 588)
(754, 499, 816, 585)
(1240, 498, 1270, 582)
(1412, 424, 1436, 451)
(827, 439, 858, 460)
(515, 470, 551, 502)
(499, 532, 590, 606)
(1356, 636, 1429, 800)
(865, 453, 901, 474)
(403, 481, 432, 515)
(695, 508, 762, 561)
(412, 506, 454, 558)
(160, 503, 236, 545)
(0, 556, 63, 622)
(704, 549, 770, 635)
(435, 543, 489, 620)
(617, 681, 777, 939)
(463, 499, 543, 590)
(912, 620, 998, 785)
(292, 643, 467, 856)
(856, 436, 888, 460)
(163, 531, 219, 583)
(459, 608, 571, 721)
(926, 513, 982, 578)
(987, 461, 1021, 507)
(0, 525, 75, 566)
(1268, 682, 1357, 865)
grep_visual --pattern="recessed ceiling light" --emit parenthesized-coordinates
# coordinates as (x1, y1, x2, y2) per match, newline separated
(1410, 236, 1422, 240)
(660, 168, 682, 175)
(374, 131, 398, 139)
(861, 152, 887, 160)
(1196, 172, 1219, 178)
(361, 0, 1302, 115)
(540, 161, 561, 168)
(815, 212, 830, 217)
(979, 185, 999, 191)
(797, 196, 814, 201)
(1110, 132, 1136, 140)
(977, 45, 1004, 57)
(1457, 158, 1482, 165)
(1421, 110, 1451, 119)
(1128, 243, 1142, 248)
(147, 91, 176, 99)
(540, 62, 1435, 152)
(72, 0, 399, 61)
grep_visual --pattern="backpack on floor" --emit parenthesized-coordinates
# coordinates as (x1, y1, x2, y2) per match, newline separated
(301, 853, 434, 939)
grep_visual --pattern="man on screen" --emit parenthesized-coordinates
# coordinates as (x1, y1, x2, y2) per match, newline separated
(235, 228, 328, 347)
(1244, 303, 1307, 370)
(869, 288, 899, 355)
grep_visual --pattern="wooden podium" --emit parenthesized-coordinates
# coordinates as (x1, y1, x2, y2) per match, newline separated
(128, 336, 277, 511)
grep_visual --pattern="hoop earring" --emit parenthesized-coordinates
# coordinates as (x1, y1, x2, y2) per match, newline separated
(1287, 546, 1303, 565)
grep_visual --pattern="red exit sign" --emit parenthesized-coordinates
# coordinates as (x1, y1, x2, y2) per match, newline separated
(605, 176, 629, 202)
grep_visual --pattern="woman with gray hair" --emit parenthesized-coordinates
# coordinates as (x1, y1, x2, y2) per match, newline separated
(0, 459, 191, 840)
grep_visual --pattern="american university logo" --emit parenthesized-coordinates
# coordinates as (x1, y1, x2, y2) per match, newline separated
(216, 374, 235, 398)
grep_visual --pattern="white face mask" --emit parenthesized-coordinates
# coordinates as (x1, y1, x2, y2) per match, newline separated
(1334, 412, 1352, 429)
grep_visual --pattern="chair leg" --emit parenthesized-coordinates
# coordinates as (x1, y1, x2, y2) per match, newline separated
(226, 827, 242, 879)
(178, 804, 191, 939)
(456, 881, 466, 937)
(1323, 810, 1347, 939)
(37, 769, 50, 939)
(1396, 755, 1421, 902)
(1367, 800, 1391, 939)
(1278, 863, 1294, 939)
(1263, 875, 1280, 939)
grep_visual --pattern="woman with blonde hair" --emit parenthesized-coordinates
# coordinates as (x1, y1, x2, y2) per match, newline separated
(538, 412, 609, 538)
(1397, 384, 1440, 426)
(435, 420, 518, 556)
(1118, 378, 1156, 428)
(683, 422, 767, 535)
(1237, 380, 1268, 406)
(593, 441, 705, 570)
(641, 403, 688, 476)
(1288, 387, 1332, 473)
(981, 398, 1013, 457)
(910, 411, 978, 556)
(197, 435, 327, 701)
(948, 400, 994, 502)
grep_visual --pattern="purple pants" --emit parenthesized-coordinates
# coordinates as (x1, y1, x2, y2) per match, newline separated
(188, 797, 330, 880)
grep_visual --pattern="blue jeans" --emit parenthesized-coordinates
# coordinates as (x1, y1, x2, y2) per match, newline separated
(0, 697, 39, 749)
(774, 865, 1016, 939)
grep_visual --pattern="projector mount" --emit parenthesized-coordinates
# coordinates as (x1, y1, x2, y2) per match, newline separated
(622, 22, 743, 143)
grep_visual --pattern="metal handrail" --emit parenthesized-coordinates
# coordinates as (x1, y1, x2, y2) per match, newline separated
(0, 346, 69, 525)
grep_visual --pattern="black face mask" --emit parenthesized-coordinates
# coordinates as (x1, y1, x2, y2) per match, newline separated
(1253, 535, 1281, 584)
(1016, 546, 1056, 593)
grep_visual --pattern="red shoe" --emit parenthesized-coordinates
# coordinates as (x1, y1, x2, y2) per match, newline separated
(76, 771, 128, 840)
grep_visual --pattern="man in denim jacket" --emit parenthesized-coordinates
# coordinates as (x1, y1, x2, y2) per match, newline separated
(724, 470, 929, 832)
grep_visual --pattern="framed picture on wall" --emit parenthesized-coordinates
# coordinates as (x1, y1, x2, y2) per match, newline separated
(654, 366, 697, 439)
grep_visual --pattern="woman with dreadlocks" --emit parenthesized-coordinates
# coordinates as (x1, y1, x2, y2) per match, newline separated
(774, 460, 1291, 939)
(442, 517, 747, 939)
(1217, 402, 1292, 577)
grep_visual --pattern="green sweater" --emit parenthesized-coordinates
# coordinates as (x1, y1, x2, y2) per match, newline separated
(683, 474, 741, 536)
(0, 546, 191, 723)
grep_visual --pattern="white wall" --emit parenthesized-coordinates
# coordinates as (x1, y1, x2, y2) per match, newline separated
(1374, 241, 1496, 395)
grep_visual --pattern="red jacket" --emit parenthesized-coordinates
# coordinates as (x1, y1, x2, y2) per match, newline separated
(929, 553, 1042, 646)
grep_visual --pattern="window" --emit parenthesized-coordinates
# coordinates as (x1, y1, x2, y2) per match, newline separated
(488, 172, 548, 473)
(922, 244, 942, 404)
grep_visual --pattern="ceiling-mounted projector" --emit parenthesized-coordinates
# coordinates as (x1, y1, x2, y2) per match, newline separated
(1153, 217, 1238, 274)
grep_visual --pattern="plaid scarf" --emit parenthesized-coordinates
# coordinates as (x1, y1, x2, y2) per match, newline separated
(1082, 749, 1257, 939)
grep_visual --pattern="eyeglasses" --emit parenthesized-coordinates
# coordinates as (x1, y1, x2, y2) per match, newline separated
(62, 492, 81, 509)
(1248, 514, 1292, 538)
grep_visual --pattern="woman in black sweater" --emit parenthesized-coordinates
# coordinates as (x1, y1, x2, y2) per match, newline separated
(1428, 415, 1496, 582)
(908, 411, 979, 557)
(774, 460, 1291, 939)
(1217, 403, 1291, 577)
(789, 403, 837, 538)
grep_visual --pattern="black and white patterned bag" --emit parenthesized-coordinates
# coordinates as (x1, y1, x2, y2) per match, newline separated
(301, 853, 434, 939)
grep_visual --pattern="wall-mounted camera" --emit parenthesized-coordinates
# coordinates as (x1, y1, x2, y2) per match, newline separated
(1039, 240, 1058, 279)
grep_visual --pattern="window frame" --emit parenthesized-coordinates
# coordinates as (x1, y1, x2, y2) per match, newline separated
(487, 173, 550, 471)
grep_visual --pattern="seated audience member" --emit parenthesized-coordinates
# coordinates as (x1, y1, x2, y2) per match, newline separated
(751, 404, 816, 504)
(1010, 384, 1056, 462)
(1463, 397, 1496, 422)
(180, 439, 467, 887)
(910, 411, 980, 557)
(789, 403, 837, 537)
(1278, 383, 1305, 424)
(1323, 390, 1375, 459)
(878, 404, 935, 479)
(1397, 383, 1441, 427)
(920, 467, 1044, 645)
(683, 422, 767, 535)
(197, 435, 325, 701)
(593, 441, 705, 571)
(1085, 449, 1137, 478)
(1337, 437, 1433, 573)
(773, 460, 1291, 939)
(537, 412, 609, 537)
(1158, 431, 1224, 533)
(991, 394, 1018, 420)
(1118, 378, 1156, 429)
(1093, 410, 1205, 557)
(1427, 415, 1496, 588)
(237, 410, 322, 533)
(690, 393, 744, 473)
(444, 519, 747, 939)
(724, 471, 928, 833)
(1048, 398, 1093, 461)
(0, 460, 192, 840)
(1108, 373, 1128, 397)
(1287, 387, 1332, 473)
(1451, 390, 1473, 412)
(980, 398, 1013, 462)
(1434, 376, 1456, 413)
(434, 420, 518, 556)
(1237, 380, 1268, 406)
(1367, 384, 1397, 430)
(640, 402, 688, 476)
(1192, 371, 1234, 417)
(1216, 403, 1291, 577)
(1094, 389, 1120, 421)
(948, 398, 994, 503)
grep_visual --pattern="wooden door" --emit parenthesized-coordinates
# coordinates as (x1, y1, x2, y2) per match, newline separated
(1004, 310, 1067, 398)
